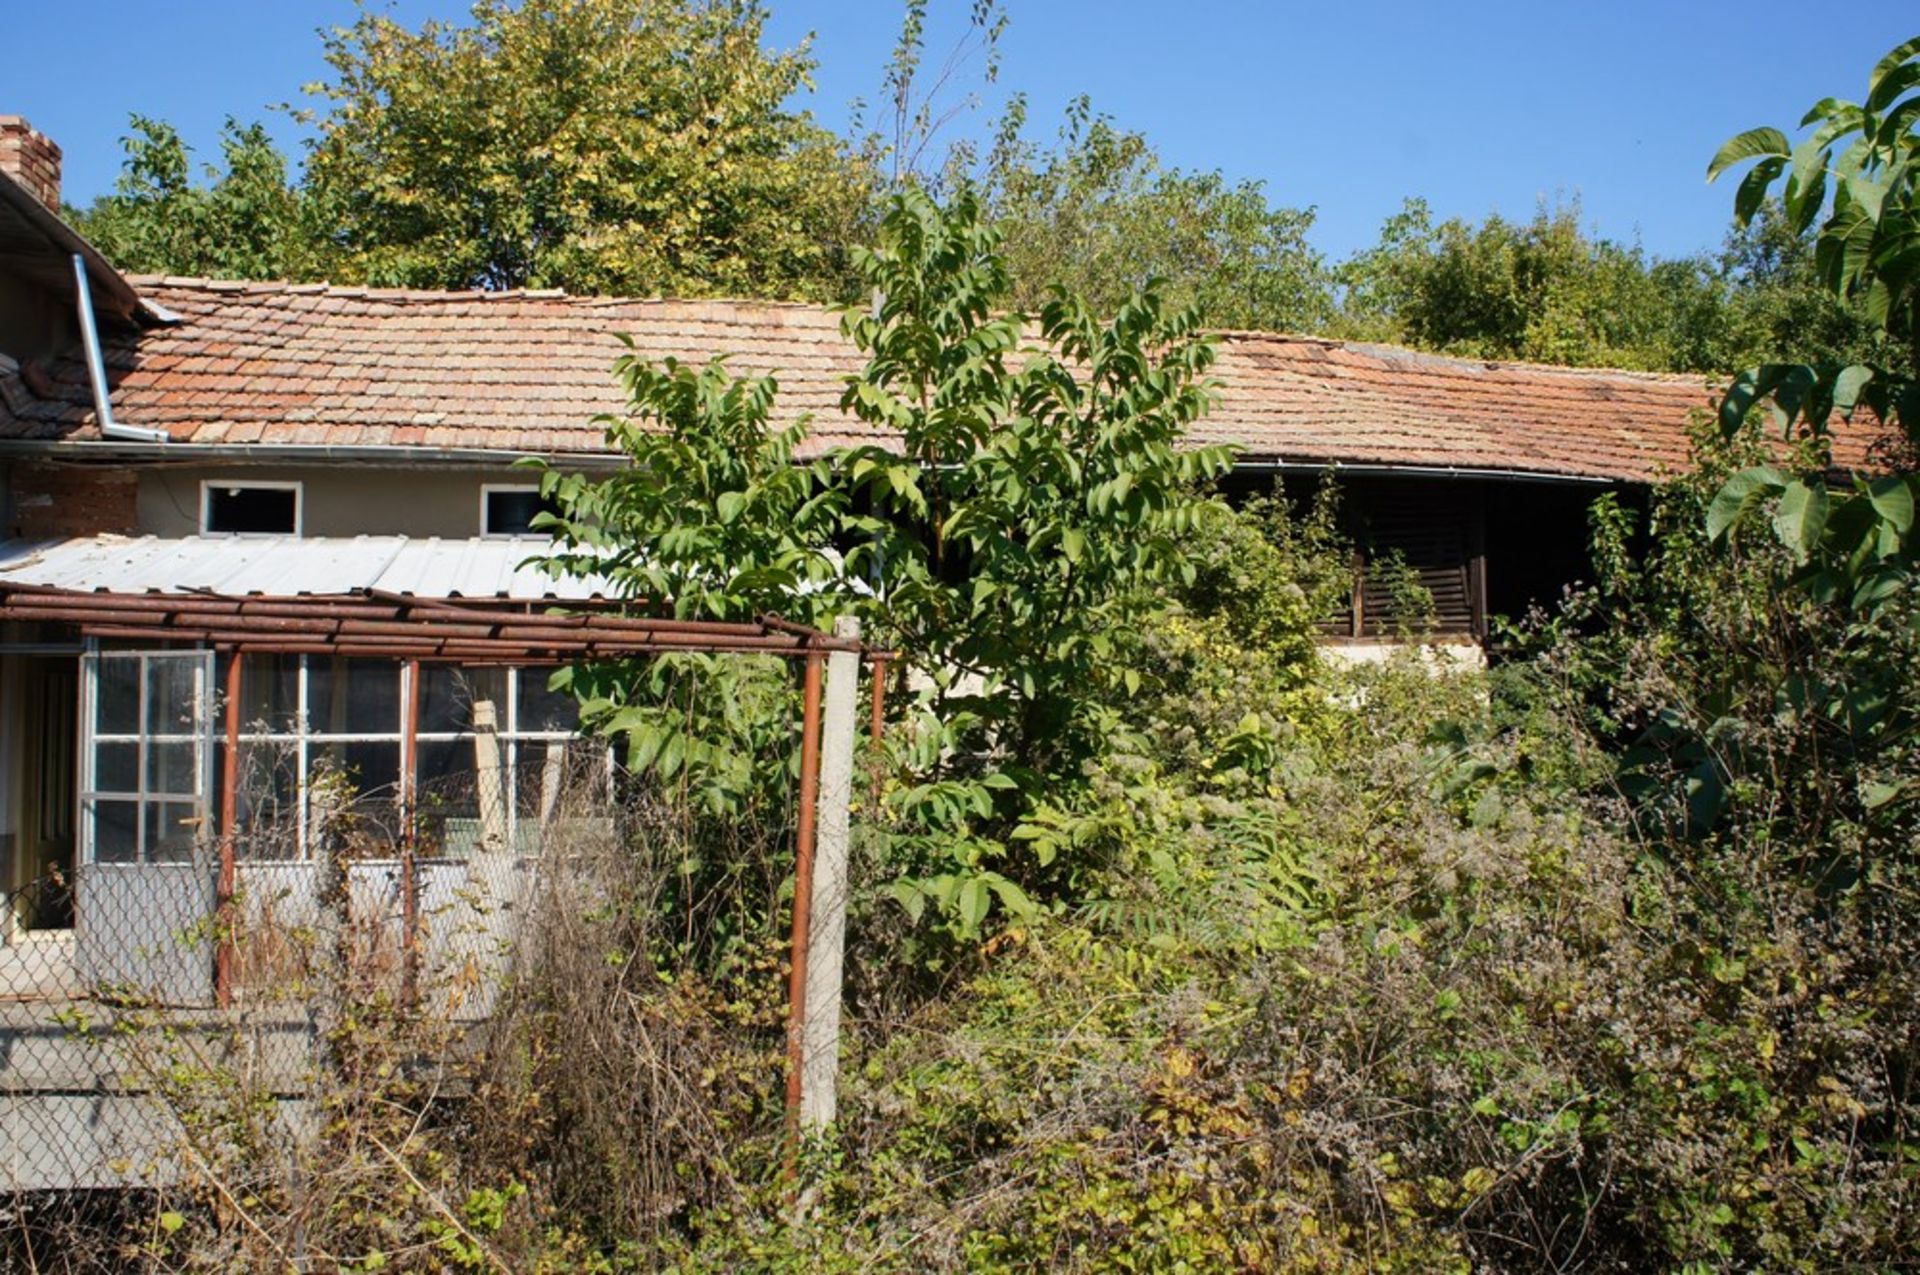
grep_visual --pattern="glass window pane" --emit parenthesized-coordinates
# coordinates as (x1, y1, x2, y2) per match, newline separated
(416, 739, 486, 857)
(145, 802, 204, 864)
(484, 488, 550, 536)
(515, 668, 579, 733)
(205, 485, 297, 534)
(146, 657, 202, 736)
(148, 740, 199, 797)
(221, 653, 301, 733)
(421, 666, 508, 735)
(92, 799, 139, 864)
(512, 739, 605, 818)
(95, 741, 139, 794)
(417, 738, 481, 803)
(309, 740, 401, 803)
(352, 741, 404, 848)
(219, 741, 303, 859)
(95, 657, 139, 735)
(307, 747, 400, 853)
(308, 658, 401, 736)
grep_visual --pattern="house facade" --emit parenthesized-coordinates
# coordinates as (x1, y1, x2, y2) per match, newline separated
(0, 116, 1886, 997)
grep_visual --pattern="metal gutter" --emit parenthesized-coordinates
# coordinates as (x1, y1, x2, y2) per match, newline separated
(1231, 458, 1624, 487)
(0, 440, 1632, 485)
(72, 255, 169, 445)
(0, 438, 631, 469)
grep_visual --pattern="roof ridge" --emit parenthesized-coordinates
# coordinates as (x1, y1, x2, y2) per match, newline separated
(124, 274, 845, 314)
(122, 275, 1720, 381)
(1214, 329, 1716, 385)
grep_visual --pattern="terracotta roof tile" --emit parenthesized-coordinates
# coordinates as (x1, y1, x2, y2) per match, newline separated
(0, 277, 1887, 480)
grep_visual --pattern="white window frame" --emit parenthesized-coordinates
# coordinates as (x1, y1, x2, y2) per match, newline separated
(479, 483, 546, 538)
(224, 657, 588, 863)
(79, 647, 215, 866)
(199, 479, 304, 537)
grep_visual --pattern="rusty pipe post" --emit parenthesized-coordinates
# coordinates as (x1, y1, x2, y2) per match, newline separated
(784, 649, 826, 1137)
(867, 655, 889, 812)
(401, 657, 422, 1006)
(216, 650, 242, 1008)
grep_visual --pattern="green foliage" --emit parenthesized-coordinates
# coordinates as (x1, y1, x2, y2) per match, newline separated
(1337, 196, 1720, 371)
(1695, 40, 1920, 820)
(976, 96, 1336, 333)
(1164, 488, 1349, 672)
(674, 604, 1920, 1269)
(531, 353, 846, 624)
(835, 189, 1236, 776)
(1706, 35, 1920, 442)
(1513, 415, 1920, 860)
(301, 0, 872, 297)
(69, 116, 327, 281)
(68, 3, 874, 297)
(1328, 193, 1899, 376)
(1709, 37, 1920, 364)
(1711, 202, 1909, 371)
(531, 188, 1242, 933)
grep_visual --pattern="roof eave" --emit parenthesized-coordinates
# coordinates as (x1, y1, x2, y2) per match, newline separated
(0, 435, 1666, 485)
(1231, 456, 1631, 485)
(0, 437, 1654, 486)
(0, 438, 632, 468)
(0, 171, 166, 327)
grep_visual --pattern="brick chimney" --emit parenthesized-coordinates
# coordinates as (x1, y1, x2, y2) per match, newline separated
(0, 116, 62, 211)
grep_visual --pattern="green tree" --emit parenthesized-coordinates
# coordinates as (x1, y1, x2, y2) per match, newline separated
(531, 189, 1235, 928)
(1696, 36, 1920, 834)
(1335, 197, 1719, 371)
(833, 190, 1234, 776)
(1705, 36, 1920, 490)
(1713, 201, 1910, 372)
(301, 0, 873, 297)
(70, 116, 325, 281)
(976, 97, 1334, 333)
(537, 189, 1231, 772)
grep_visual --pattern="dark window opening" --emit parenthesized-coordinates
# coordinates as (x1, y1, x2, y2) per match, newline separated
(205, 485, 298, 535)
(1222, 472, 1486, 640)
(483, 488, 555, 536)
(1348, 487, 1483, 638)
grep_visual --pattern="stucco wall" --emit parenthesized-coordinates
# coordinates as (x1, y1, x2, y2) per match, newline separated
(135, 466, 546, 539)
(1319, 638, 1486, 672)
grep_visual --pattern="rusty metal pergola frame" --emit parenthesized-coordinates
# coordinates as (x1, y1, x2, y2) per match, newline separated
(0, 584, 886, 1126)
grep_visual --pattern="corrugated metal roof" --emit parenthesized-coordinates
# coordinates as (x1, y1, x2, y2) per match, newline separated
(0, 535, 612, 600)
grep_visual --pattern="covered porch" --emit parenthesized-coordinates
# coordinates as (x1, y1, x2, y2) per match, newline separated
(0, 534, 852, 1012)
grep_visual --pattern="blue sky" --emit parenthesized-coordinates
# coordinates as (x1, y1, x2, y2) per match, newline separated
(8, 2, 1915, 263)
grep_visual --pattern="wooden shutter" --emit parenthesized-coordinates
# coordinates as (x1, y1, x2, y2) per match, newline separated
(1341, 482, 1486, 638)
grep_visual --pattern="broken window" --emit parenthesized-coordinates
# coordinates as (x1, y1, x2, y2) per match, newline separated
(202, 483, 300, 535)
(481, 485, 553, 537)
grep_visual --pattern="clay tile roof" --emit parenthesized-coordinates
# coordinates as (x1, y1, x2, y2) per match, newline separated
(0, 277, 1887, 481)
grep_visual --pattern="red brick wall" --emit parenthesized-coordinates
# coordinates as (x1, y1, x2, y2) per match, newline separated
(7, 463, 137, 538)
(0, 117, 61, 211)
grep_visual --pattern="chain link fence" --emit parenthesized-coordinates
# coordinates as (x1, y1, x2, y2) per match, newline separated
(0, 734, 614, 1196)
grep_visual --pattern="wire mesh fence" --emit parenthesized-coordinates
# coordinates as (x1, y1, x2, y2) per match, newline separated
(0, 739, 614, 1196)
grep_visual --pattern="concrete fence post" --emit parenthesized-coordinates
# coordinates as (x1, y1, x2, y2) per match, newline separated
(800, 617, 860, 1128)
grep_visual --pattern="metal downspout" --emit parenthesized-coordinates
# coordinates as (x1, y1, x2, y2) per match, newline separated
(71, 253, 168, 445)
